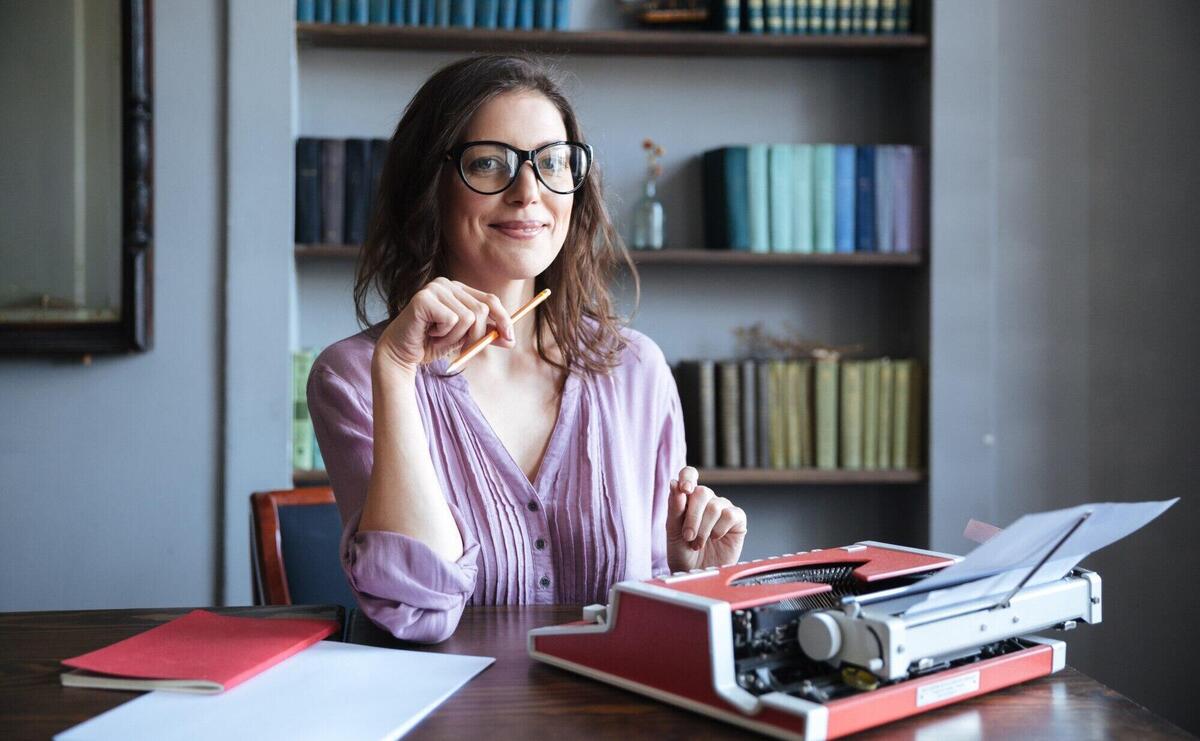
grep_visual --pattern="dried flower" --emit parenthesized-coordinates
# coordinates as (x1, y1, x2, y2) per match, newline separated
(643, 138, 664, 180)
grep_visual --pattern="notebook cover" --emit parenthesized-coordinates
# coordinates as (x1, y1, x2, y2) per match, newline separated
(61, 610, 339, 692)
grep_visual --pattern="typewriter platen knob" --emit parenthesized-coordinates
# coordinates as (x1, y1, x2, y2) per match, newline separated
(798, 611, 843, 662)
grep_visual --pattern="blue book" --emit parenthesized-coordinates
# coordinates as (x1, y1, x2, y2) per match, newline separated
(766, 0, 783, 33)
(421, 0, 435, 24)
(892, 145, 914, 253)
(724, 0, 740, 32)
(297, 0, 316, 22)
(855, 145, 876, 251)
(435, 0, 450, 25)
(516, 0, 534, 28)
(768, 144, 793, 252)
(702, 147, 750, 251)
(838, 0, 852, 34)
(498, 0, 517, 27)
(796, 0, 810, 32)
(369, 0, 388, 22)
(534, 0, 553, 29)
(874, 145, 894, 252)
(405, 0, 420, 24)
(747, 144, 770, 254)
(389, 0, 407, 23)
(792, 144, 814, 253)
(813, 144, 835, 252)
(351, 0, 369, 23)
(476, 0, 499, 27)
(553, 0, 569, 29)
(783, 0, 796, 33)
(746, 0, 765, 33)
(834, 144, 856, 253)
(333, 0, 350, 22)
(823, 0, 837, 33)
(317, 0, 334, 22)
(808, 0, 823, 33)
(450, 0, 474, 26)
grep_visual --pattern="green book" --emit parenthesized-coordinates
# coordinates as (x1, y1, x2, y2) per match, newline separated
(747, 144, 770, 253)
(813, 144, 836, 253)
(792, 144, 814, 254)
(862, 359, 880, 469)
(292, 349, 316, 471)
(768, 360, 787, 469)
(717, 361, 742, 468)
(785, 361, 804, 467)
(796, 360, 814, 466)
(892, 359, 913, 470)
(878, 358, 893, 469)
(840, 360, 863, 470)
(769, 144, 794, 252)
(814, 354, 839, 469)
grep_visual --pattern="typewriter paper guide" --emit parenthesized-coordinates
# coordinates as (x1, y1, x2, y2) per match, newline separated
(895, 498, 1177, 618)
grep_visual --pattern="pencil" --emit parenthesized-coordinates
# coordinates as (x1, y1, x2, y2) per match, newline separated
(446, 288, 551, 374)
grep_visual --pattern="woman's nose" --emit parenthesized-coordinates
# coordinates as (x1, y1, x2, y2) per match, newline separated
(505, 161, 540, 204)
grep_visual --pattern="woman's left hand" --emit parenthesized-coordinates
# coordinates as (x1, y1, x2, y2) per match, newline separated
(666, 466, 747, 572)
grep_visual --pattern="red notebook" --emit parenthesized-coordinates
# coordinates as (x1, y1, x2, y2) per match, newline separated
(60, 609, 339, 694)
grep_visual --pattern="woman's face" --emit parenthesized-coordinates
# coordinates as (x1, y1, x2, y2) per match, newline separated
(441, 91, 574, 285)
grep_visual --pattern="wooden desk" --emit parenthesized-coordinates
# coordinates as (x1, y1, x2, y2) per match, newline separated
(0, 605, 1189, 740)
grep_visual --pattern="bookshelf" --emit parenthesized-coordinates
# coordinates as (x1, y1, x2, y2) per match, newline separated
(292, 8, 931, 510)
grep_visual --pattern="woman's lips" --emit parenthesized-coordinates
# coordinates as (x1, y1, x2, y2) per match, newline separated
(491, 223, 546, 240)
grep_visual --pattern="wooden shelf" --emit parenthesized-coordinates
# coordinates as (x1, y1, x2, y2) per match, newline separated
(296, 23, 929, 58)
(293, 467, 922, 487)
(295, 244, 923, 267)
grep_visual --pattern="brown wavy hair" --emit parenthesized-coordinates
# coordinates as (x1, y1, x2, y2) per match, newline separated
(354, 54, 637, 375)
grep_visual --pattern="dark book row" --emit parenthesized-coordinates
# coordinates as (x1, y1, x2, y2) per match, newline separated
(295, 137, 386, 247)
(703, 144, 923, 254)
(297, 0, 569, 30)
(721, 0, 914, 35)
(674, 356, 922, 471)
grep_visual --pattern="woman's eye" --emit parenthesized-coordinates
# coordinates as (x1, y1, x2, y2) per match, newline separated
(539, 155, 567, 172)
(468, 157, 503, 173)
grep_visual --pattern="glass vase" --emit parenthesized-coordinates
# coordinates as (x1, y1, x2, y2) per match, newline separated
(631, 177, 664, 250)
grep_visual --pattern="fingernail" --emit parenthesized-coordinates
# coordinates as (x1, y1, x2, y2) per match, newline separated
(683, 528, 694, 541)
(685, 481, 695, 493)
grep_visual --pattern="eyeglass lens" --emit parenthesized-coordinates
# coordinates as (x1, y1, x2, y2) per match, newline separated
(460, 143, 589, 194)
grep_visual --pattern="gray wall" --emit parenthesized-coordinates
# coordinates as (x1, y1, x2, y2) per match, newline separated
(0, 0, 225, 610)
(930, 0, 1200, 733)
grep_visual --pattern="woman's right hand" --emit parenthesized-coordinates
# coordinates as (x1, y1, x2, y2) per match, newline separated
(372, 277, 516, 378)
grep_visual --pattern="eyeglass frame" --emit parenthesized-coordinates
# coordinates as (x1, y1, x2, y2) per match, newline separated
(444, 140, 594, 196)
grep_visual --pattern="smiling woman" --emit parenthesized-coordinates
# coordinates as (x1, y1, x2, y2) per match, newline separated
(306, 55, 748, 644)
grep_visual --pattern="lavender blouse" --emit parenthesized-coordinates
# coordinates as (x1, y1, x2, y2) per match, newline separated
(307, 326, 686, 643)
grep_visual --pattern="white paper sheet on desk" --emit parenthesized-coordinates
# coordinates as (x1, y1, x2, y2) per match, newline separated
(56, 640, 494, 741)
(898, 498, 1177, 617)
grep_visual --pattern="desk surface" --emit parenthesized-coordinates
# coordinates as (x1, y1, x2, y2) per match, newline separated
(0, 604, 1189, 740)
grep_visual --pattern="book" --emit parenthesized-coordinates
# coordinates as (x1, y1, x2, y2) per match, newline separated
(796, 0, 810, 33)
(676, 360, 717, 469)
(293, 349, 316, 470)
(766, 0, 783, 33)
(782, 0, 796, 33)
(892, 359, 913, 469)
(294, 137, 321, 245)
(499, 0, 517, 27)
(880, 0, 895, 33)
(840, 360, 863, 469)
(757, 360, 773, 468)
(814, 353, 839, 469)
(421, 0, 436, 24)
(406, 0, 421, 24)
(792, 144, 814, 253)
(450, 0, 475, 26)
(862, 359, 880, 469)
(740, 359, 758, 469)
(877, 357, 893, 469)
(351, 0, 369, 23)
(874, 144, 894, 253)
(897, 0, 910, 31)
(809, 0, 824, 34)
(702, 147, 750, 251)
(837, 0, 852, 34)
(768, 144, 793, 252)
(343, 138, 371, 247)
(892, 145, 913, 253)
(369, 138, 389, 232)
(745, 0, 765, 33)
(436, 0, 451, 26)
(782, 360, 800, 468)
(796, 360, 814, 466)
(747, 144, 770, 253)
(297, 0, 316, 22)
(320, 139, 345, 244)
(477, 0, 499, 28)
(724, 0, 740, 32)
(850, 0, 863, 33)
(333, 0, 351, 23)
(813, 143, 836, 252)
(316, 0, 333, 22)
(822, 0, 837, 33)
(864, 0, 879, 33)
(855, 144, 876, 252)
(516, 0, 534, 28)
(389, 0, 408, 23)
(369, 0, 389, 22)
(768, 360, 786, 469)
(60, 610, 338, 694)
(534, 0, 553, 29)
(834, 144, 856, 253)
(717, 361, 742, 468)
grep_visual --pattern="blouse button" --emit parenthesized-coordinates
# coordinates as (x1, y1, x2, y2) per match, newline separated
(539, 576, 551, 588)
(527, 501, 539, 512)
(535, 538, 547, 551)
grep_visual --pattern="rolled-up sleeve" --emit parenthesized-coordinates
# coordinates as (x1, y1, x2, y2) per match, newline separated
(307, 364, 478, 643)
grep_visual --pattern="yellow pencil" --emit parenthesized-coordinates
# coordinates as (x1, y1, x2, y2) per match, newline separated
(446, 288, 551, 374)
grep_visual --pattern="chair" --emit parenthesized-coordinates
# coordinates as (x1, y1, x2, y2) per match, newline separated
(250, 486, 358, 609)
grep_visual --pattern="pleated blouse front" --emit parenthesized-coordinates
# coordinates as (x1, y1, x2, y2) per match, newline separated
(307, 327, 686, 643)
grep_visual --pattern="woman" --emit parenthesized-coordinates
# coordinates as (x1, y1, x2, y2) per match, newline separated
(308, 55, 748, 643)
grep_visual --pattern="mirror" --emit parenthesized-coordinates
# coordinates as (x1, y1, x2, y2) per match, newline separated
(0, 0, 152, 356)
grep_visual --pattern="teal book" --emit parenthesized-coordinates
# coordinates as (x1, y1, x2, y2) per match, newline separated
(813, 144, 836, 252)
(897, 0, 910, 31)
(297, 0, 316, 22)
(875, 145, 894, 252)
(796, 0, 810, 32)
(768, 144, 794, 252)
(351, 0, 369, 23)
(837, 0, 852, 34)
(834, 144, 856, 253)
(747, 144, 771, 254)
(823, 0, 837, 33)
(783, 0, 796, 33)
(316, 0, 333, 22)
(498, 0, 516, 27)
(369, 0, 389, 22)
(516, 0, 534, 28)
(435, 0, 450, 25)
(746, 0, 765, 33)
(851, 0, 863, 33)
(880, 0, 896, 33)
(389, 0, 408, 23)
(450, 0, 474, 26)
(808, 0, 823, 33)
(792, 144, 814, 253)
(552, 0, 568, 29)
(534, 0, 553, 28)
(864, 0, 879, 33)
(702, 147, 750, 251)
(855, 144, 876, 251)
(766, 0, 783, 33)
(477, 0, 498, 27)
(724, 0, 740, 32)
(333, 0, 351, 23)
(406, 0, 421, 23)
